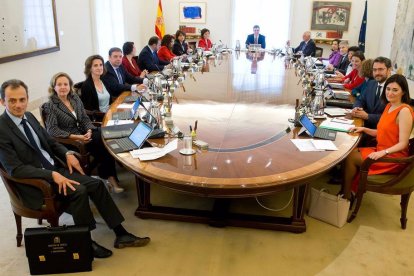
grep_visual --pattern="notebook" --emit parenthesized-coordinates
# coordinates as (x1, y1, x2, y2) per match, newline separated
(299, 114, 337, 141)
(112, 98, 140, 120)
(107, 122, 153, 153)
(101, 123, 137, 139)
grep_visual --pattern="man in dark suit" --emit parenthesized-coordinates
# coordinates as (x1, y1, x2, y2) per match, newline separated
(352, 57, 392, 129)
(0, 79, 150, 258)
(102, 47, 146, 97)
(290, 31, 316, 57)
(138, 36, 170, 72)
(245, 25, 266, 49)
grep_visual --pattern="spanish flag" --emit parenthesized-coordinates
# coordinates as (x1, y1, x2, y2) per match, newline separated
(155, 0, 165, 39)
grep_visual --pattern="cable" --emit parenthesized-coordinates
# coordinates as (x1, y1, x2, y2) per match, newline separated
(255, 189, 294, 212)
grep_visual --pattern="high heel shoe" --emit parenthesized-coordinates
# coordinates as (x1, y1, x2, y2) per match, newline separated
(106, 180, 124, 194)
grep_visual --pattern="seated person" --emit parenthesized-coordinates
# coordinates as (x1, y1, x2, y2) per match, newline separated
(352, 56, 392, 129)
(80, 55, 112, 113)
(335, 51, 365, 90)
(102, 47, 146, 97)
(138, 36, 170, 72)
(352, 59, 374, 100)
(245, 25, 266, 49)
(198, 28, 212, 50)
(122, 41, 148, 78)
(341, 74, 414, 202)
(320, 39, 341, 67)
(345, 46, 360, 75)
(158, 34, 177, 62)
(45, 72, 124, 193)
(288, 31, 315, 57)
(328, 40, 349, 75)
(172, 30, 192, 56)
(0, 79, 150, 258)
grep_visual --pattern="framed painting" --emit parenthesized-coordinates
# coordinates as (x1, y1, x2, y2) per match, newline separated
(0, 0, 59, 64)
(179, 2, 206, 24)
(311, 1, 351, 31)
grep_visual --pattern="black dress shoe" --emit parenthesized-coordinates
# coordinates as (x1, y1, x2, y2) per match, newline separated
(114, 233, 151, 249)
(92, 241, 113, 258)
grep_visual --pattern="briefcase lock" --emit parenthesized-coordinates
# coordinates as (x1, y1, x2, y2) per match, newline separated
(73, 253, 80, 260)
(39, 255, 46, 262)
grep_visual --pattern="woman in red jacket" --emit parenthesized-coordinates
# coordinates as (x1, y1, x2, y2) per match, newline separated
(121, 42, 147, 78)
(337, 51, 365, 90)
(158, 34, 176, 62)
(198, 28, 212, 50)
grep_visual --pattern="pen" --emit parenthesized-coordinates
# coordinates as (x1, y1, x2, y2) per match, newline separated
(190, 125, 192, 132)
(194, 120, 198, 131)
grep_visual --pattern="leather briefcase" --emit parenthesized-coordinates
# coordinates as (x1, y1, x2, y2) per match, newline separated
(24, 225, 93, 275)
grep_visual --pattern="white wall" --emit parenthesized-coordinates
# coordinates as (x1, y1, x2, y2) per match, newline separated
(0, 0, 94, 111)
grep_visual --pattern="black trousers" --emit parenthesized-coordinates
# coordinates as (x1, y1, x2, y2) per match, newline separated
(87, 128, 117, 179)
(55, 167, 124, 230)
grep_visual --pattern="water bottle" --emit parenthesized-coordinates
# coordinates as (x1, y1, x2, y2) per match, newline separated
(312, 90, 325, 117)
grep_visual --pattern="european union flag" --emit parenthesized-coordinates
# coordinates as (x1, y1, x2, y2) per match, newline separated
(358, 0, 368, 53)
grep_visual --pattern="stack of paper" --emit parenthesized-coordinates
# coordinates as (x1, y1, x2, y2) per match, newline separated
(130, 139, 178, 161)
(106, 120, 134, 126)
(319, 119, 355, 132)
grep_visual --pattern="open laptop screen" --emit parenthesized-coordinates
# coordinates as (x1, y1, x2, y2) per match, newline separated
(130, 98, 141, 118)
(299, 114, 317, 136)
(129, 122, 153, 148)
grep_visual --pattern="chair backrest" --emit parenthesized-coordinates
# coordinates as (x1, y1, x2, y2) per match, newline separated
(409, 137, 414, 156)
(73, 81, 84, 97)
(0, 163, 24, 210)
(315, 47, 323, 58)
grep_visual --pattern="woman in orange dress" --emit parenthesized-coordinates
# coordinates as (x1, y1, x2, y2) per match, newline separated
(342, 74, 414, 201)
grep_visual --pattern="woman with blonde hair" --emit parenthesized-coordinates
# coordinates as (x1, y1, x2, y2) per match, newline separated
(44, 72, 124, 193)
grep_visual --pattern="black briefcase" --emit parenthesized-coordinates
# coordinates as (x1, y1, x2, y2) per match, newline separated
(24, 225, 93, 275)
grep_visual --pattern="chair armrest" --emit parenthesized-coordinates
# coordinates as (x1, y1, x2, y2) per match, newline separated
(54, 137, 90, 155)
(5, 174, 55, 199)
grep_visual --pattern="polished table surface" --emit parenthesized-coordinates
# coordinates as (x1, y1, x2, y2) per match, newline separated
(103, 51, 361, 231)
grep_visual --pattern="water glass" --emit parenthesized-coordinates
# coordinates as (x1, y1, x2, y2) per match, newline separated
(183, 135, 192, 151)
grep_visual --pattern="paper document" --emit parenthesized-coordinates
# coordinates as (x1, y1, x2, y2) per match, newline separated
(117, 103, 135, 109)
(324, 107, 347, 117)
(311, 140, 338, 151)
(291, 139, 338, 151)
(291, 139, 324, 152)
(331, 117, 354, 125)
(106, 120, 134, 126)
(319, 119, 355, 132)
(130, 139, 178, 161)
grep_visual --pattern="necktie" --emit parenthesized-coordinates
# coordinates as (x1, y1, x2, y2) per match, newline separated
(115, 68, 123, 84)
(376, 85, 382, 98)
(21, 119, 54, 170)
(254, 36, 258, 44)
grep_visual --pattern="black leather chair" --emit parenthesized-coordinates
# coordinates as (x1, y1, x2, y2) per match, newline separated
(314, 47, 323, 58)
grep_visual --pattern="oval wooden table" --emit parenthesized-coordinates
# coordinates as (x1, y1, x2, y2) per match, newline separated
(103, 52, 361, 233)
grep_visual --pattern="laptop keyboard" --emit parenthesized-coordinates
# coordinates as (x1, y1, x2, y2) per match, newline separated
(116, 138, 136, 151)
(112, 111, 131, 120)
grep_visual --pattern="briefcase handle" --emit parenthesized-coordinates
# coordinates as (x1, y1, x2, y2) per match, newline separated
(46, 225, 68, 232)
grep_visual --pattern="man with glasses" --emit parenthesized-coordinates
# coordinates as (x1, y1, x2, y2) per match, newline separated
(351, 56, 392, 129)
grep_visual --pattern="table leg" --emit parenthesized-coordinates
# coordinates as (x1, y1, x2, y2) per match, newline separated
(292, 183, 309, 227)
(135, 175, 151, 211)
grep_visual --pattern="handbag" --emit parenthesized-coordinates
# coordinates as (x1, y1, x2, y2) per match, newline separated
(308, 188, 350, 228)
(24, 225, 93, 275)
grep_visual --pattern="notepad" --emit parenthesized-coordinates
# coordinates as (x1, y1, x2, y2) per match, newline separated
(319, 119, 355, 132)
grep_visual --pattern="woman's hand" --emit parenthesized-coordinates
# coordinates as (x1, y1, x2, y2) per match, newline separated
(349, 127, 365, 133)
(140, 70, 148, 78)
(335, 71, 344, 78)
(84, 130, 92, 140)
(368, 150, 387, 160)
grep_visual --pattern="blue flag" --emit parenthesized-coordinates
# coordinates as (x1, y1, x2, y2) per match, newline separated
(358, 0, 368, 53)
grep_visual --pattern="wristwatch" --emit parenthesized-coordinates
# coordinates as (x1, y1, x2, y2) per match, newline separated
(384, 149, 390, 155)
(65, 150, 76, 156)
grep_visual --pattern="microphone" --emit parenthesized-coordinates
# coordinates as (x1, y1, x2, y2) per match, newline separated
(138, 97, 166, 138)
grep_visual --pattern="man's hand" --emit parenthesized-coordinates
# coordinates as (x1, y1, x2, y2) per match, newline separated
(352, 108, 368, 120)
(52, 171, 80, 196)
(66, 154, 85, 175)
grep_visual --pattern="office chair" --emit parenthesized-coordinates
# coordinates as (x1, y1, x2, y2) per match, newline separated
(314, 47, 323, 58)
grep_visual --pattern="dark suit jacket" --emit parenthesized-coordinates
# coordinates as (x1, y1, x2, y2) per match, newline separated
(102, 61, 143, 97)
(335, 54, 350, 75)
(245, 34, 266, 49)
(44, 94, 96, 138)
(0, 111, 68, 209)
(294, 39, 316, 57)
(172, 40, 189, 56)
(353, 79, 387, 128)
(138, 45, 170, 72)
(80, 77, 113, 112)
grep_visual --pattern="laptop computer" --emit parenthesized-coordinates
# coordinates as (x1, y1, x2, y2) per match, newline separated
(298, 114, 337, 141)
(107, 122, 153, 153)
(112, 98, 141, 120)
(101, 123, 137, 139)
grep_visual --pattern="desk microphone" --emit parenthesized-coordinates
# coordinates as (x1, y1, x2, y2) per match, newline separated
(138, 96, 166, 138)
